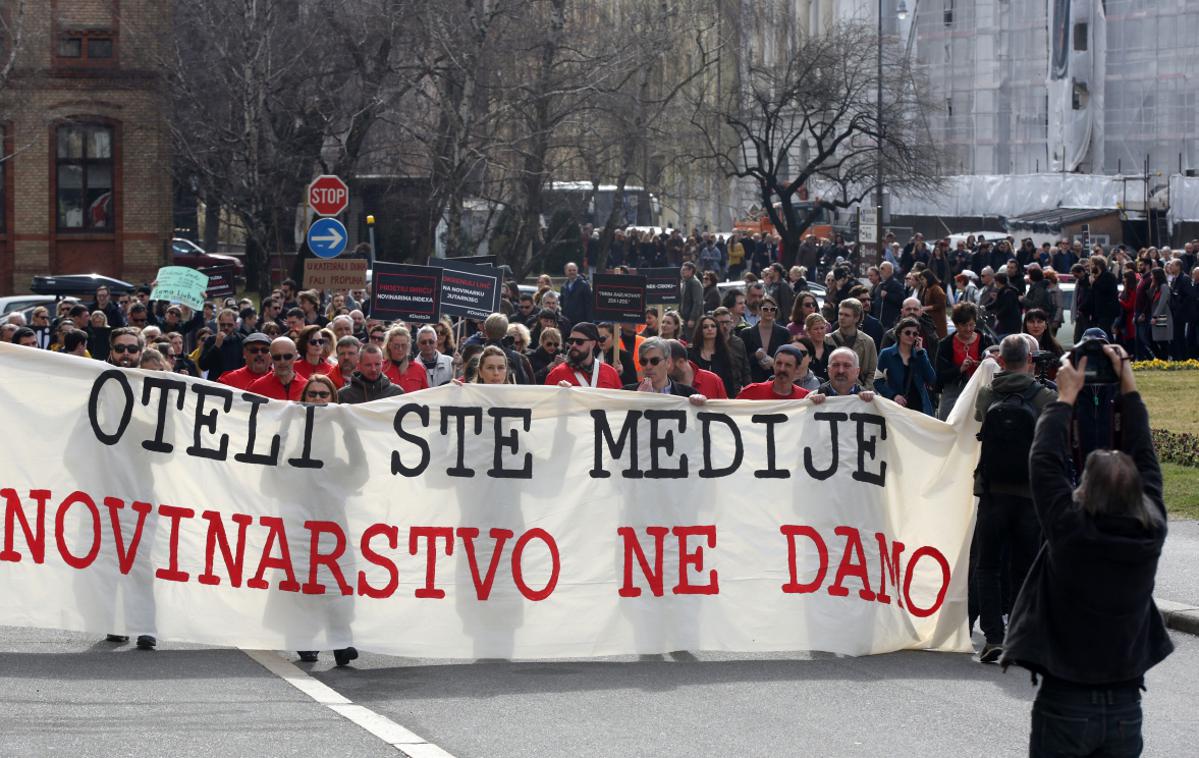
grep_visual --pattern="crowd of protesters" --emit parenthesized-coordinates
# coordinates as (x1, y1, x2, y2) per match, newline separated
(5, 232, 1197, 416)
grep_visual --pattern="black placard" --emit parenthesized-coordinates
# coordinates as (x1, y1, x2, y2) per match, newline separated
(199, 265, 236, 299)
(369, 262, 442, 323)
(636, 267, 680, 306)
(425, 258, 501, 319)
(592, 273, 647, 322)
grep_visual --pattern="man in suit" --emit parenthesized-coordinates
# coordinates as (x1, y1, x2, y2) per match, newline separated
(623, 337, 706, 405)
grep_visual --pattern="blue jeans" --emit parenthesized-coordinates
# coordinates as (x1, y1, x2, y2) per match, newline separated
(1030, 677, 1143, 757)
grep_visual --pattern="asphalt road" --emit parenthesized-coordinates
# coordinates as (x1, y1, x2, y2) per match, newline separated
(2, 623, 1197, 757)
(1158, 519, 1199, 607)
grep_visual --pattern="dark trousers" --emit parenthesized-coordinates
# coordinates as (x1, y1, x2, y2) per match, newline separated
(1030, 677, 1143, 757)
(974, 492, 1041, 645)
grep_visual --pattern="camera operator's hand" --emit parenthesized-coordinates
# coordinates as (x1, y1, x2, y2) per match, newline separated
(1103, 344, 1136, 395)
(1056, 355, 1085, 406)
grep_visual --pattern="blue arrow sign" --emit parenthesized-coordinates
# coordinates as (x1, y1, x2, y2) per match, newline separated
(307, 217, 348, 259)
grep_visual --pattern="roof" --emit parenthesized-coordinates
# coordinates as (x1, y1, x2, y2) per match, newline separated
(1006, 207, 1120, 231)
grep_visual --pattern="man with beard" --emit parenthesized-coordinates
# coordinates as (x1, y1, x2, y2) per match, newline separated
(102, 326, 158, 650)
(325, 336, 362, 388)
(735, 344, 811, 400)
(544, 322, 622, 388)
(218, 333, 273, 390)
(107, 327, 143, 368)
(817, 347, 877, 400)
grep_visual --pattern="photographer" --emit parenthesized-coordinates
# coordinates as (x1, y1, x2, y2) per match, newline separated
(973, 334, 1057, 663)
(1003, 344, 1172, 758)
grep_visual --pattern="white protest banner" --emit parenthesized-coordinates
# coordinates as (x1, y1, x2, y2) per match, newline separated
(150, 266, 210, 310)
(0, 343, 989, 659)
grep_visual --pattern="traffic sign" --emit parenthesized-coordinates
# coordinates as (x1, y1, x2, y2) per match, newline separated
(859, 207, 879, 244)
(307, 217, 348, 259)
(308, 174, 349, 217)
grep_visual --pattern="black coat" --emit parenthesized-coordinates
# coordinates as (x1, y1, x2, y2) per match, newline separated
(739, 322, 791, 382)
(875, 276, 906, 329)
(933, 332, 994, 392)
(1090, 270, 1122, 333)
(991, 285, 1022, 335)
(621, 381, 697, 397)
(1002, 394, 1173, 684)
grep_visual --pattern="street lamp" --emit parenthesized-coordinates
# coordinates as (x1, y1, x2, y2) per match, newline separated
(876, 0, 909, 265)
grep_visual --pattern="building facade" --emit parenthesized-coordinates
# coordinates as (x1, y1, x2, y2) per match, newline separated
(0, 0, 173, 295)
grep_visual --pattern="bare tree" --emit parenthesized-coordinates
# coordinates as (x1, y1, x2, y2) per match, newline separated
(688, 20, 942, 267)
(0, 0, 26, 93)
(167, 0, 418, 295)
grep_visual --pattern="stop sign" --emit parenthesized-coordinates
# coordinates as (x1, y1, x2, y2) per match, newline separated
(308, 175, 349, 217)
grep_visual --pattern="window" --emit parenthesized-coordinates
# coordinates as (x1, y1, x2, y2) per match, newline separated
(1073, 23, 1088, 52)
(55, 30, 116, 65)
(56, 124, 114, 231)
(944, 0, 954, 26)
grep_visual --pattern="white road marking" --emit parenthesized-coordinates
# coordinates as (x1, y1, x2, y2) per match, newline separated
(242, 649, 457, 757)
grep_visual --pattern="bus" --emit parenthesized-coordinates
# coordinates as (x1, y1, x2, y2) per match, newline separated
(543, 182, 660, 227)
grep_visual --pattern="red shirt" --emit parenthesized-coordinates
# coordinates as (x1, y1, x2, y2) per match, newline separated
(736, 380, 809, 400)
(219, 366, 270, 391)
(294, 358, 332, 380)
(544, 361, 623, 389)
(688, 361, 728, 399)
(385, 361, 430, 393)
(951, 335, 981, 376)
(247, 372, 306, 401)
(325, 364, 351, 388)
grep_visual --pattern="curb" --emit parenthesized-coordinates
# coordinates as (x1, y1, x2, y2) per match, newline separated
(1156, 598, 1199, 636)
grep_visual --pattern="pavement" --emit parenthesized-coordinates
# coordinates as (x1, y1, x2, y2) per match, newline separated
(1153, 519, 1199, 635)
(0, 521, 1194, 757)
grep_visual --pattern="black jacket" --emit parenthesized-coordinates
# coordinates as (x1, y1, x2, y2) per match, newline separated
(1090, 270, 1122, 332)
(991, 285, 1022, 335)
(1001, 394, 1173, 684)
(740, 322, 791, 382)
(933, 332, 994, 391)
(621, 381, 697, 397)
(198, 333, 245, 381)
(338, 371, 405, 404)
(875, 276, 906, 329)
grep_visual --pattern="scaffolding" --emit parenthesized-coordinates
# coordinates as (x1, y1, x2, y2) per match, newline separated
(908, 0, 1198, 178)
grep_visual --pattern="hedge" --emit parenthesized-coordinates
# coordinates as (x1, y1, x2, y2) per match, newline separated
(1152, 428, 1199, 468)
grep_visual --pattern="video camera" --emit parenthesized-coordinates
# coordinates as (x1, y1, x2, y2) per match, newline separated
(1068, 336, 1121, 385)
(1032, 351, 1058, 383)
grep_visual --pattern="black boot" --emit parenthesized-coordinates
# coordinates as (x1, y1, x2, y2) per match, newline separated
(298, 651, 319, 662)
(105, 634, 129, 643)
(136, 635, 157, 650)
(333, 647, 358, 667)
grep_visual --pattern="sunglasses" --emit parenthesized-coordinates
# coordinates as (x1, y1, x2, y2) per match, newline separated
(567, 337, 590, 346)
(305, 390, 332, 400)
(309, 338, 325, 346)
(246, 346, 269, 355)
(543, 342, 560, 348)
(271, 353, 295, 361)
(112, 344, 141, 354)
(644, 356, 665, 366)
(418, 339, 436, 345)
(901, 330, 920, 337)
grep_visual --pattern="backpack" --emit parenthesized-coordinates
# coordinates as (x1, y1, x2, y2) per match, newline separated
(978, 384, 1042, 485)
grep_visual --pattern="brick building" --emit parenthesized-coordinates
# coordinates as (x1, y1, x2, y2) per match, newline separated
(0, 0, 172, 295)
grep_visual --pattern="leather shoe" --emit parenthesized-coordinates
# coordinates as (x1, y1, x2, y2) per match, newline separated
(136, 635, 157, 650)
(333, 647, 358, 667)
(105, 634, 129, 643)
(298, 651, 319, 662)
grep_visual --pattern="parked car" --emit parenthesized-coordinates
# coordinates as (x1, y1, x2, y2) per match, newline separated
(172, 238, 245, 279)
(0, 294, 56, 319)
(30, 274, 135, 298)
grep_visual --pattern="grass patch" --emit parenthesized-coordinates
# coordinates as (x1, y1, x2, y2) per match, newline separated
(1163, 463, 1199, 520)
(1135, 371, 1199, 435)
